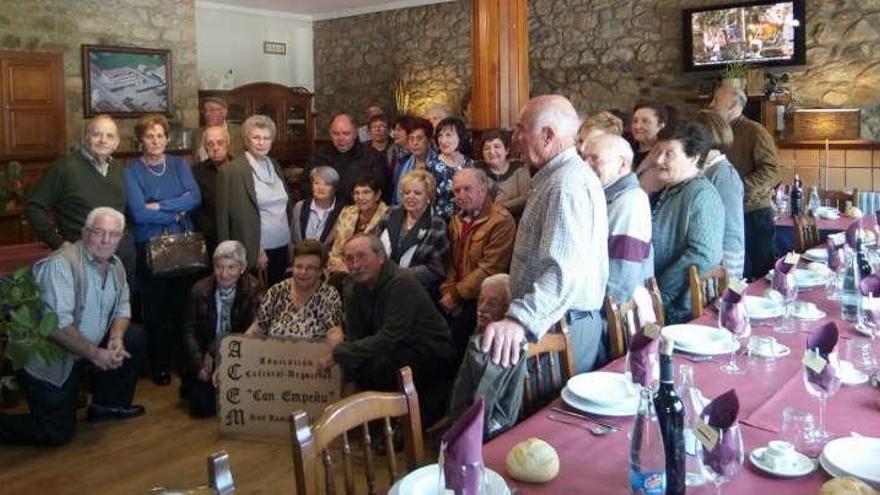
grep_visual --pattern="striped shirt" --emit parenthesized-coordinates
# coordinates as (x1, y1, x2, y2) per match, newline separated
(507, 147, 608, 339)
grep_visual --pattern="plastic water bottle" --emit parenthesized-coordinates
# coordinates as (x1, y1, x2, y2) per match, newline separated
(629, 387, 666, 494)
(676, 364, 707, 487)
(841, 245, 862, 322)
(808, 185, 821, 215)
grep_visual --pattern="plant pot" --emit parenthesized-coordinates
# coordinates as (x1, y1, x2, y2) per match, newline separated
(721, 77, 747, 91)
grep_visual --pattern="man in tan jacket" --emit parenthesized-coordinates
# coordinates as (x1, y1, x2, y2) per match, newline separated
(710, 85, 780, 279)
(440, 168, 516, 357)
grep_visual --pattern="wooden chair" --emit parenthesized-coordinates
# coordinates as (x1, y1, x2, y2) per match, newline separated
(793, 214, 820, 253)
(291, 367, 424, 495)
(645, 277, 666, 327)
(603, 296, 640, 361)
(819, 188, 859, 212)
(688, 265, 730, 319)
(521, 320, 576, 417)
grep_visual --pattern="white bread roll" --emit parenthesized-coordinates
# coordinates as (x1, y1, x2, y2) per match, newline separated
(505, 437, 560, 483)
(819, 476, 877, 495)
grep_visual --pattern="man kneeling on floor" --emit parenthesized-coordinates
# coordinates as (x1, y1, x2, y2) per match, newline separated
(318, 233, 457, 424)
(0, 207, 144, 446)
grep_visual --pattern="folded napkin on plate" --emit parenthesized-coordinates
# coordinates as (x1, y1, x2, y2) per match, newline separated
(628, 330, 660, 387)
(772, 256, 797, 298)
(846, 217, 864, 248)
(700, 389, 741, 477)
(826, 237, 846, 272)
(719, 288, 750, 337)
(804, 322, 840, 392)
(441, 397, 485, 495)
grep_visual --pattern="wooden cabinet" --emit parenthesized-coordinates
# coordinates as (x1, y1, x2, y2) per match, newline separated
(0, 51, 66, 160)
(199, 83, 315, 166)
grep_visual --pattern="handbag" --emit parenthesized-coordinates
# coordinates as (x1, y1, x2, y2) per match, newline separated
(146, 215, 208, 277)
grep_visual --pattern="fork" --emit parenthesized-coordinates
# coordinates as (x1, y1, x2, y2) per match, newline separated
(546, 414, 616, 436)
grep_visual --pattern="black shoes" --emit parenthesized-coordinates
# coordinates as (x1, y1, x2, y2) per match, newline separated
(86, 404, 146, 423)
(152, 371, 172, 386)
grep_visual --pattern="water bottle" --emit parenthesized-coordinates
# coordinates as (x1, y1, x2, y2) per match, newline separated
(808, 185, 821, 215)
(630, 387, 667, 494)
(841, 245, 862, 322)
(676, 364, 706, 487)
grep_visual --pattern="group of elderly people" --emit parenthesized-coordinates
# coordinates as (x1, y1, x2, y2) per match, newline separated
(10, 83, 776, 443)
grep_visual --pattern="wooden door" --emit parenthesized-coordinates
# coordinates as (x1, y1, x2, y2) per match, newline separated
(0, 52, 65, 159)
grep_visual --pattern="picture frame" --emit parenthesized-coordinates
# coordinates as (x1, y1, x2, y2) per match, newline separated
(81, 44, 172, 118)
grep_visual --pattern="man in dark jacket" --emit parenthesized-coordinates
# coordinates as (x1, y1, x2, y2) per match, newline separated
(318, 234, 457, 421)
(312, 113, 388, 204)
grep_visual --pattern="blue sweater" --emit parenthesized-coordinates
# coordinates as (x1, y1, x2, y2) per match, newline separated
(651, 175, 724, 324)
(703, 152, 746, 280)
(124, 155, 201, 243)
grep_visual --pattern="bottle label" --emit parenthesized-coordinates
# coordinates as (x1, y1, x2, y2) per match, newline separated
(629, 470, 666, 494)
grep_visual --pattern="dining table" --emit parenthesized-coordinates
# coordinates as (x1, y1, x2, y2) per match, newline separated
(775, 213, 864, 255)
(482, 273, 880, 494)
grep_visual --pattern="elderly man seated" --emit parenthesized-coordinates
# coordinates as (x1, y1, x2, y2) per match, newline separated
(318, 234, 457, 423)
(580, 133, 653, 303)
(0, 207, 144, 446)
(476, 274, 512, 333)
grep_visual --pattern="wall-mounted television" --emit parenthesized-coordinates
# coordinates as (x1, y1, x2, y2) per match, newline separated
(682, 0, 806, 72)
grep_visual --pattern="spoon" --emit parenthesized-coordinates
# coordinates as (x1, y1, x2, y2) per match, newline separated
(546, 414, 615, 436)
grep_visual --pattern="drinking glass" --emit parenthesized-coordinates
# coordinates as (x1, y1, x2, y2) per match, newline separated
(437, 462, 487, 495)
(802, 350, 841, 443)
(699, 423, 744, 495)
(844, 339, 878, 374)
(772, 273, 798, 334)
(824, 268, 843, 301)
(719, 300, 749, 375)
(625, 349, 659, 390)
(781, 407, 822, 458)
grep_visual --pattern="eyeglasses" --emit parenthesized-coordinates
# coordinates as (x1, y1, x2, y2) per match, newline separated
(87, 228, 123, 240)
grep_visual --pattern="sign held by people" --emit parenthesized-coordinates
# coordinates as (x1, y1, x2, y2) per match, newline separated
(217, 336, 341, 441)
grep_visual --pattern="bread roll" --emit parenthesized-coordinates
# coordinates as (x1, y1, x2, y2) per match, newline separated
(819, 477, 877, 495)
(505, 437, 559, 483)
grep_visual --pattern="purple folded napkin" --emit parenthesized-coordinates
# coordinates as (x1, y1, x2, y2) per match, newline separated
(846, 217, 865, 248)
(805, 322, 840, 393)
(826, 237, 845, 272)
(628, 331, 660, 387)
(719, 289, 750, 338)
(860, 274, 880, 296)
(772, 256, 797, 299)
(441, 397, 485, 495)
(700, 389, 741, 478)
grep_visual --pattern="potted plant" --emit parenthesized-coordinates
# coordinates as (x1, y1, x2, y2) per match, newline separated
(0, 160, 25, 213)
(720, 61, 749, 91)
(0, 267, 63, 407)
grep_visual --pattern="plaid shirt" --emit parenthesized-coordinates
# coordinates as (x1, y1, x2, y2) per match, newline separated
(377, 205, 449, 291)
(507, 147, 608, 339)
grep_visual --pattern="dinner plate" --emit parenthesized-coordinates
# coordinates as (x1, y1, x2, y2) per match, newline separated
(853, 323, 876, 338)
(838, 361, 870, 386)
(815, 207, 841, 220)
(821, 436, 880, 488)
(749, 447, 817, 478)
(388, 464, 511, 495)
(561, 386, 638, 417)
(803, 247, 829, 263)
(745, 295, 783, 319)
(661, 324, 739, 356)
(566, 371, 638, 407)
(791, 302, 827, 320)
(765, 269, 830, 288)
(747, 340, 791, 358)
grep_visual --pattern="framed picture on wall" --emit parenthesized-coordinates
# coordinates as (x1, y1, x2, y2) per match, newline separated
(81, 45, 172, 118)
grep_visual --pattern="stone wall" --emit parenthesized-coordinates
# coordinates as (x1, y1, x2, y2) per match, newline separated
(0, 0, 198, 150)
(313, 0, 471, 136)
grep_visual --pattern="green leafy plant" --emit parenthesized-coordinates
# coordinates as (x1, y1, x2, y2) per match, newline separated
(721, 61, 749, 81)
(0, 160, 25, 212)
(1, 266, 63, 371)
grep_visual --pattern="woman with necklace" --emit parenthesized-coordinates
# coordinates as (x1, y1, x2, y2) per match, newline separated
(245, 240, 343, 344)
(327, 175, 389, 274)
(474, 128, 531, 219)
(428, 116, 473, 220)
(376, 170, 449, 296)
(124, 114, 201, 386)
(216, 115, 292, 287)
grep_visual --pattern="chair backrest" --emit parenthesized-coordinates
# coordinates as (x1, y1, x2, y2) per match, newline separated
(645, 277, 666, 327)
(522, 320, 575, 416)
(291, 366, 424, 495)
(793, 214, 820, 253)
(819, 188, 859, 212)
(688, 265, 730, 319)
(603, 296, 641, 361)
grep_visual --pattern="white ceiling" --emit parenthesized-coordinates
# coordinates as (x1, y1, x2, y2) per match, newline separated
(198, 0, 456, 20)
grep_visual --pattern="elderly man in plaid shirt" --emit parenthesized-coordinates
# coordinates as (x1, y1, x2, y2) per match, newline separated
(482, 95, 609, 373)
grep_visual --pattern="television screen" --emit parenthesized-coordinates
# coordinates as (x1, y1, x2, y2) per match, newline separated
(683, 0, 805, 71)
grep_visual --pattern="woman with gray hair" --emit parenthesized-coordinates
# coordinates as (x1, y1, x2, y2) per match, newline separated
(217, 114, 293, 286)
(291, 166, 342, 246)
(181, 240, 263, 417)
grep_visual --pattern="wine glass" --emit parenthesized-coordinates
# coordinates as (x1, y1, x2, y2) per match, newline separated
(772, 272, 798, 334)
(699, 423, 745, 495)
(625, 348, 659, 391)
(802, 350, 841, 443)
(719, 299, 750, 375)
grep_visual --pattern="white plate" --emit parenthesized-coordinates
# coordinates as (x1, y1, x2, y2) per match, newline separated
(561, 386, 638, 417)
(749, 447, 817, 477)
(566, 372, 637, 407)
(747, 340, 791, 358)
(803, 248, 829, 262)
(853, 323, 876, 338)
(661, 324, 739, 356)
(791, 302, 827, 320)
(745, 295, 784, 319)
(765, 269, 830, 288)
(821, 436, 880, 488)
(839, 361, 870, 386)
(389, 464, 510, 495)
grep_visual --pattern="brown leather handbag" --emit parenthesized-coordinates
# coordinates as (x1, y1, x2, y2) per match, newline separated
(147, 216, 208, 277)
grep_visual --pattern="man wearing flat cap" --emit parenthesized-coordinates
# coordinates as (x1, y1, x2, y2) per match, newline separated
(192, 96, 244, 163)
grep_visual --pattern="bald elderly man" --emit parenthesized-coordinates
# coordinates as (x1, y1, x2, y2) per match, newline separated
(312, 113, 388, 204)
(483, 95, 609, 373)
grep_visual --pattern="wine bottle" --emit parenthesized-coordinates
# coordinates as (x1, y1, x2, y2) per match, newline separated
(654, 337, 686, 495)
(790, 174, 803, 217)
(856, 232, 872, 278)
(630, 387, 666, 495)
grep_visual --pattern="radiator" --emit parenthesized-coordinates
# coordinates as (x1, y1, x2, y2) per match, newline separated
(859, 191, 880, 217)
